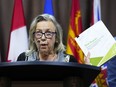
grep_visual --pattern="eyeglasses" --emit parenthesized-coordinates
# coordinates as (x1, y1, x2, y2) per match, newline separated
(34, 31, 56, 39)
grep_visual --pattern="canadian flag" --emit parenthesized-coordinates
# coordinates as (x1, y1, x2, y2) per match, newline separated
(7, 0, 28, 62)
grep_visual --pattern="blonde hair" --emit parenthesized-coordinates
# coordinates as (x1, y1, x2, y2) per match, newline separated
(28, 14, 65, 54)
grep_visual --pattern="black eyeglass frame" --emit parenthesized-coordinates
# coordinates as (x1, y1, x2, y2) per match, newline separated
(33, 31, 56, 39)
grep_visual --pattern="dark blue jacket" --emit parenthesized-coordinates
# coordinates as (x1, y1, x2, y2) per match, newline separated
(107, 56, 116, 86)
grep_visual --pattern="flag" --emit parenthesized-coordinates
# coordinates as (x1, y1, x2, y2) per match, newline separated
(7, 0, 28, 62)
(66, 0, 84, 63)
(90, 0, 108, 87)
(91, 0, 101, 25)
(91, 64, 108, 87)
(44, 0, 54, 15)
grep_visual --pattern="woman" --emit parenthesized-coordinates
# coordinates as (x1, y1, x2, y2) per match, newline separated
(17, 14, 90, 87)
(17, 14, 90, 64)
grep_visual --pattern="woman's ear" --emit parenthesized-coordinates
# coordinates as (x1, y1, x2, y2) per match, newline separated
(55, 40, 59, 47)
(55, 40, 58, 43)
(33, 40, 35, 43)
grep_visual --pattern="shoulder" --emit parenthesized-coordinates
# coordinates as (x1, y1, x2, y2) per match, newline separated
(69, 55, 78, 62)
(17, 50, 34, 61)
(62, 51, 78, 62)
(17, 52, 26, 61)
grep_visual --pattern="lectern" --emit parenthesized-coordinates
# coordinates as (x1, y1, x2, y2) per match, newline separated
(0, 61, 101, 87)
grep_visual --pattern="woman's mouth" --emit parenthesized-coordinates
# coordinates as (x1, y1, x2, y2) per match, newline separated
(40, 44, 47, 49)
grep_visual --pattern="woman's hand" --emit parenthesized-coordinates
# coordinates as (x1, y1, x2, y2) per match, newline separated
(84, 52, 91, 65)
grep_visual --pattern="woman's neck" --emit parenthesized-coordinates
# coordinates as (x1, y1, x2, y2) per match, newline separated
(38, 52, 57, 61)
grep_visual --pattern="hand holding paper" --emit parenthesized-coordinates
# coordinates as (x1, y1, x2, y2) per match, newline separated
(75, 20, 116, 66)
(84, 52, 91, 65)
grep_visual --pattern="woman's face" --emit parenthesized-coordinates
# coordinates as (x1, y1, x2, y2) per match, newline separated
(34, 21, 56, 54)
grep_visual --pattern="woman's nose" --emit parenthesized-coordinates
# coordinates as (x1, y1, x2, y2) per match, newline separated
(41, 34, 46, 40)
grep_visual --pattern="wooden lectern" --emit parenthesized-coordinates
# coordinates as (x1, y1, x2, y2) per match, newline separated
(0, 61, 101, 87)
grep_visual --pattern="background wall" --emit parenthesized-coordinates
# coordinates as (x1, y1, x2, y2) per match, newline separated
(0, 0, 116, 61)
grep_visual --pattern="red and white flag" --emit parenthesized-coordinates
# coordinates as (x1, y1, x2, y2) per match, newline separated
(7, 0, 28, 62)
(91, 0, 101, 25)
